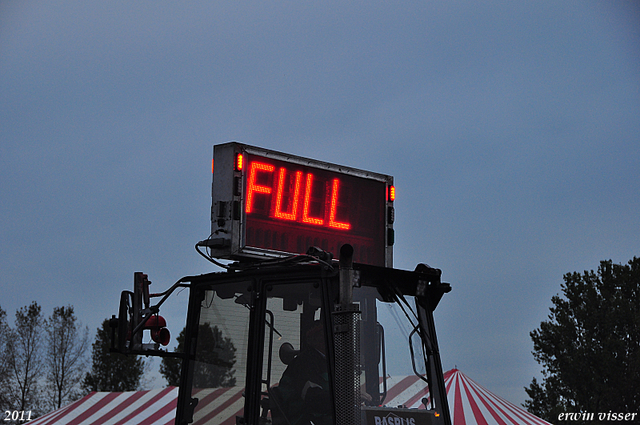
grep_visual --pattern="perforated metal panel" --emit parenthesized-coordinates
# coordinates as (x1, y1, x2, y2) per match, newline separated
(333, 305, 361, 425)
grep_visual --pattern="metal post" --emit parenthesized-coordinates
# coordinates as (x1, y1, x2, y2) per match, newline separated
(132, 272, 144, 351)
(333, 244, 361, 425)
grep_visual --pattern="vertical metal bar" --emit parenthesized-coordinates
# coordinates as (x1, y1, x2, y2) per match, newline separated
(132, 272, 144, 351)
(417, 302, 452, 425)
(339, 244, 354, 308)
(244, 280, 264, 425)
(334, 244, 361, 425)
(176, 286, 203, 425)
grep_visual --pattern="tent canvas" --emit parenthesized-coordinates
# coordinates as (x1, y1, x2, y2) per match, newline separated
(28, 369, 551, 425)
(441, 369, 552, 425)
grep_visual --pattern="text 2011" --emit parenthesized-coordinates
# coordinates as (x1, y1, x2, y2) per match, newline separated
(3, 411, 32, 422)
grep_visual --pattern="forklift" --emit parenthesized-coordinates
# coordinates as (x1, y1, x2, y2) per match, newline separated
(111, 143, 452, 425)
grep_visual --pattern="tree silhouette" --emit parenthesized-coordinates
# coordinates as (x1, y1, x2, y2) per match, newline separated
(0, 306, 11, 411)
(45, 306, 89, 410)
(159, 327, 185, 387)
(6, 302, 44, 413)
(160, 323, 236, 388)
(525, 257, 640, 423)
(82, 319, 146, 392)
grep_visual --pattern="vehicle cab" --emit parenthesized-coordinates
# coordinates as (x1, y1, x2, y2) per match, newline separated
(174, 256, 451, 425)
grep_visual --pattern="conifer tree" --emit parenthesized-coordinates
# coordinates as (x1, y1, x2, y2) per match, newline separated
(525, 257, 640, 423)
(160, 323, 236, 388)
(159, 327, 185, 387)
(82, 319, 146, 392)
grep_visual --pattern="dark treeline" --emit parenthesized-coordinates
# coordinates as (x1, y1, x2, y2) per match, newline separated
(0, 303, 145, 421)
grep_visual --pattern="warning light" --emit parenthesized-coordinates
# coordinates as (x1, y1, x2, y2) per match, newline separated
(235, 153, 244, 171)
(144, 315, 170, 346)
(435, 412, 440, 417)
(388, 185, 395, 202)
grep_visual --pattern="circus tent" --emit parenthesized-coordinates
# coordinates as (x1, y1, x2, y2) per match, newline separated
(372, 369, 551, 425)
(28, 369, 551, 425)
(440, 369, 552, 425)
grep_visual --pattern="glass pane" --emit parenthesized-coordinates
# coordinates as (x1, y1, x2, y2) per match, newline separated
(191, 284, 251, 424)
(263, 281, 333, 425)
(354, 286, 429, 408)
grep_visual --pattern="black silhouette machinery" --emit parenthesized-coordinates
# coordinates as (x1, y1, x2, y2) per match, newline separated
(111, 143, 452, 425)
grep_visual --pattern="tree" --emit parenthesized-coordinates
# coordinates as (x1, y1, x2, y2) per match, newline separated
(524, 257, 640, 423)
(82, 319, 146, 392)
(0, 306, 11, 411)
(159, 327, 185, 387)
(6, 302, 44, 413)
(45, 306, 90, 410)
(160, 323, 236, 388)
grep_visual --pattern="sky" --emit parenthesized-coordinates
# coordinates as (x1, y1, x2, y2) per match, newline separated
(1, 0, 639, 408)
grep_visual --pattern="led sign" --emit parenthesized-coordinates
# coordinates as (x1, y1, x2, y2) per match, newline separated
(210, 143, 394, 267)
(245, 160, 351, 229)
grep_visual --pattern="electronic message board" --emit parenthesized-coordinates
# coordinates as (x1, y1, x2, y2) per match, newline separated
(208, 142, 394, 267)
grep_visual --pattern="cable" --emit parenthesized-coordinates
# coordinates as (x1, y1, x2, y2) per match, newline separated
(233, 253, 334, 272)
(391, 288, 418, 327)
(195, 237, 335, 272)
(386, 303, 410, 342)
(195, 242, 233, 270)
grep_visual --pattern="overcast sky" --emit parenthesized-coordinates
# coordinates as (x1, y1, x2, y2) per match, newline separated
(1, 0, 639, 407)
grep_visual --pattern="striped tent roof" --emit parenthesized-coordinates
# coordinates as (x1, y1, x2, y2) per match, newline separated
(379, 369, 551, 425)
(28, 387, 179, 425)
(441, 369, 552, 425)
(29, 369, 550, 425)
(27, 387, 244, 425)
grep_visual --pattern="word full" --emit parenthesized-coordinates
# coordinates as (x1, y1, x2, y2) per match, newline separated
(245, 161, 351, 230)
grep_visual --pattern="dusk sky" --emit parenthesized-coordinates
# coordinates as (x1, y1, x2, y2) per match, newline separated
(1, 1, 639, 406)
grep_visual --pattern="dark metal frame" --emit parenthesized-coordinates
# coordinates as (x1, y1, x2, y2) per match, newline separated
(170, 261, 450, 425)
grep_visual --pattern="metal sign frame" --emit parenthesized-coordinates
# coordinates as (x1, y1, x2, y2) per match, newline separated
(208, 142, 394, 267)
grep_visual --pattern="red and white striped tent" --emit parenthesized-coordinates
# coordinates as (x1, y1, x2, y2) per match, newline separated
(441, 369, 552, 425)
(373, 369, 551, 425)
(29, 369, 550, 425)
(28, 387, 179, 425)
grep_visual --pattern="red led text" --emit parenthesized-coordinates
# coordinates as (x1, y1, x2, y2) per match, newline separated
(245, 161, 351, 230)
